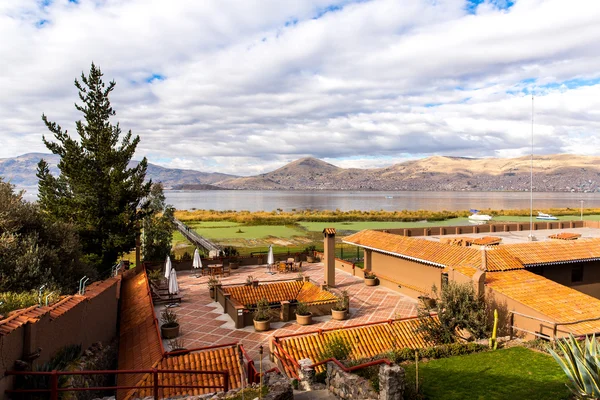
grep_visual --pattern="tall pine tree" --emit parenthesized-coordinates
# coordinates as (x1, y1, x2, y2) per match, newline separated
(37, 63, 151, 271)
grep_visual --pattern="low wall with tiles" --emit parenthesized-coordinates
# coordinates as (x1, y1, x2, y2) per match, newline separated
(0, 276, 121, 396)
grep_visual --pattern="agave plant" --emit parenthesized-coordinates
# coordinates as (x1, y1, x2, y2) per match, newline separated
(548, 334, 600, 399)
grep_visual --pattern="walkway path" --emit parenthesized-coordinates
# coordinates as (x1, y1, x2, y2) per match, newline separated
(173, 218, 220, 255)
(156, 263, 418, 369)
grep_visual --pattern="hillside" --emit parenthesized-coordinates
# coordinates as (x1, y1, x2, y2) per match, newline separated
(2, 153, 600, 192)
(0, 153, 237, 190)
(217, 154, 600, 192)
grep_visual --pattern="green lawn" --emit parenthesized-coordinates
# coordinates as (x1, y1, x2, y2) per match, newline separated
(404, 347, 570, 400)
(298, 218, 470, 232)
(188, 221, 243, 228)
(190, 224, 305, 240)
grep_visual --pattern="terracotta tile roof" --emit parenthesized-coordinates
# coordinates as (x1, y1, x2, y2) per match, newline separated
(472, 236, 502, 246)
(503, 238, 600, 266)
(277, 317, 433, 374)
(223, 281, 337, 307)
(484, 247, 525, 272)
(447, 265, 479, 278)
(0, 276, 120, 336)
(486, 270, 600, 335)
(129, 345, 243, 398)
(548, 232, 582, 240)
(323, 228, 336, 235)
(118, 272, 163, 400)
(83, 276, 120, 298)
(344, 230, 481, 268)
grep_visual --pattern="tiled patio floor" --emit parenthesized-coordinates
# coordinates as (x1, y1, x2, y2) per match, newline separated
(154, 263, 417, 368)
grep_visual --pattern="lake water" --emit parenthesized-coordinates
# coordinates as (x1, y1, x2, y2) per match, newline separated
(165, 190, 600, 212)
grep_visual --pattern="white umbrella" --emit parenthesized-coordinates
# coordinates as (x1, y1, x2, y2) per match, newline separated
(164, 255, 172, 280)
(267, 245, 274, 265)
(169, 269, 179, 295)
(193, 249, 202, 269)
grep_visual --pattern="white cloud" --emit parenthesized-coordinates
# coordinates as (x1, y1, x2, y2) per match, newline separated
(1, 0, 600, 175)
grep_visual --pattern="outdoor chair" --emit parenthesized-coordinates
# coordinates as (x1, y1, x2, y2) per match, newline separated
(223, 264, 231, 276)
(278, 261, 287, 273)
(150, 285, 182, 305)
(294, 261, 303, 272)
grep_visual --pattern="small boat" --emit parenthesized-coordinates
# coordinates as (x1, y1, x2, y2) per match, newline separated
(536, 212, 558, 221)
(468, 209, 492, 222)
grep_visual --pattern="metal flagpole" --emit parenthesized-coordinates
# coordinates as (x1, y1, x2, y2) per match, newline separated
(529, 95, 534, 241)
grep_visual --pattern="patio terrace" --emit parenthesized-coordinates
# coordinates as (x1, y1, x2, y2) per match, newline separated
(155, 262, 418, 368)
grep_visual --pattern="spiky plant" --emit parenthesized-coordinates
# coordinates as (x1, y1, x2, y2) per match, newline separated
(548, 334, 600, 399)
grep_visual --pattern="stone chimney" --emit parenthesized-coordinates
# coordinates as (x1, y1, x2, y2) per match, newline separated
(323, 228, 336, 287)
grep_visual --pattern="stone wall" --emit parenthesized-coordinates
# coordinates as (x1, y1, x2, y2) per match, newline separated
(326, 362, 379, 400)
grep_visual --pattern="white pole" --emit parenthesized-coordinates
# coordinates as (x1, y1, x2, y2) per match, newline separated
(530, 95, 534, 240)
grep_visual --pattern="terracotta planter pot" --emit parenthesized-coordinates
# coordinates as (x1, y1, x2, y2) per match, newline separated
(364, 278, 378, 286)
(331, 309, 347, 321)
(209, 287, 215, 299)
(296, 313, 313, 326)
(253, 319, 271, 332)
(161, 323, 180, 339)
(229, 261, 240, 269)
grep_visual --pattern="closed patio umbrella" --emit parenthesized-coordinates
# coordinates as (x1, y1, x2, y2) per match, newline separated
(169, 269, 179, 295)
(193, 248, 202, 277)
(267, 245, 275, 274)
(164, 255, 172, 280)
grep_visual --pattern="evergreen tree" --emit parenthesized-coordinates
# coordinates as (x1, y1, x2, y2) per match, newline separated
(37, 63, 151, 271)
(142, 183, 175, 261)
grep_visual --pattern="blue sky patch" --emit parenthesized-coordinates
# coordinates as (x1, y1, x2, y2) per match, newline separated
(284, 17, 298, 27)
(313, 4, 343, 19)
(146, 73, 165, 83)
(36, 19, 49, 27)
(466, 0, 514, 14)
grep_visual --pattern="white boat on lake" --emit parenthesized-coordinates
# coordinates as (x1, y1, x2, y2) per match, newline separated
(468, 209, 492, 222)
(536, 212, 558, 221)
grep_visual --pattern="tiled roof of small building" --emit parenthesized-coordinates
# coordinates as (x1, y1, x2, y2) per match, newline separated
(129, 345, 243, 398)
(484, 247, 525, 272)
(472, 236, 502, 246)
(223, 280, 337, 307)
(343, 230, 481, 268)
(118, 272, 164, 400)
(548, 232, 582, 240)
(486, 270, 600, 335)
(503, 238, 600, 266)
(276, 317, 433, 375)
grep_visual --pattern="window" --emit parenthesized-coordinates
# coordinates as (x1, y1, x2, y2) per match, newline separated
(572, 265, 584, 283)
(441, 273, 449, 289)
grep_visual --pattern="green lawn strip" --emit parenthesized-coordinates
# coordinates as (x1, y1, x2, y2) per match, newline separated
(172, 230, 195, 257)
(299, 218, 469, 232)
(191, 224, 305, 240)
(187, 221, 243, 228)
(403, 347, 570, 400)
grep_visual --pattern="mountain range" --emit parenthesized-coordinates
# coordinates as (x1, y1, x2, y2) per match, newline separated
(2, 153, 600, 193)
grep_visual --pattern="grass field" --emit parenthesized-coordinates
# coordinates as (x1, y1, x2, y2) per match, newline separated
(404, 347, 570, 400)
(189, 224, 305, 240)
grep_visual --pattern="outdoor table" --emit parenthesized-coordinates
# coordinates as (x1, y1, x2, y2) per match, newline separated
(208, 265, 223, 276)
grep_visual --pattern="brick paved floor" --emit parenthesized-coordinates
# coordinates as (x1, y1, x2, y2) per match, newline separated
(155, 263, 417, 368)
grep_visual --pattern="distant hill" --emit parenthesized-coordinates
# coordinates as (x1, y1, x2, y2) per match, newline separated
(0, 153, 237, 190)
(216, 154, 600, 192)
(2, 153, 600, 193)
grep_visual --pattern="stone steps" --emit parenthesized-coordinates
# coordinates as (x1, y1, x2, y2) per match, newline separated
(293, 389, 338, 399)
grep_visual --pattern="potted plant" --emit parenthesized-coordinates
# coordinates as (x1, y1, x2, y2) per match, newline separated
(223, 246, 240, 269)
(305, 245, 316, 263)
(253, 297, 271, 332)
(168, 337, 187, 352)
(364, 271, 378, 286)
(331, 290, 349, 321)
(295, 301, 313, 325)
(208, 276, 220, 299)
(160, 307, 180, 339)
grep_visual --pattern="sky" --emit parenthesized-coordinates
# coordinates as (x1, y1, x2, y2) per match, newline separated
(1, 0, 600, 176)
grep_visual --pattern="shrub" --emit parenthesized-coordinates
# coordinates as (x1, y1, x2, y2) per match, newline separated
(0, 289, 60, 315)
(254, 298, 271, 322)
(416, 282, 489, 344)
(548, 334, 600, 399)
(295, 301, 311, 316)
(207, 276, 220, 289)
(221, 246, 239, 257)
(385, 342, 487, 363)
(319, 334, 353, 362)
(160, 307, 179, 326)
(332, 290, 349, 311)
(179, 251, 192, 261)
(147, 269, 163, 283)
(364, 271, 376, 279)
